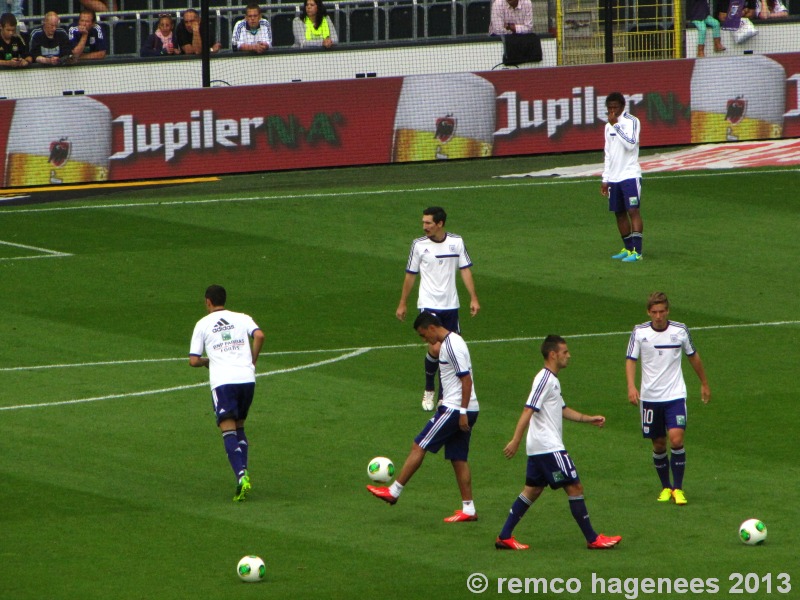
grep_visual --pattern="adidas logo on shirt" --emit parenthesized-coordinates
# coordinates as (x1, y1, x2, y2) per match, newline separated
(212, 318, 235, 333)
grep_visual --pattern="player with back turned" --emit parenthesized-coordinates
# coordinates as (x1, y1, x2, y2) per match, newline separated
(189, 285, 265, 502)
(601, 92, 643, 263)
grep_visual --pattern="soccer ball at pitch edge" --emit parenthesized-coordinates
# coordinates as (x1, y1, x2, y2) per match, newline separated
(739, 519, 767, 545)
(367, 456, 395, 483)
(237, 555, 266, 582)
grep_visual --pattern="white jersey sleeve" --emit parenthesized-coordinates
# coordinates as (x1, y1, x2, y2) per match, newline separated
(190, 309, 260, 390)
(602, 111, 642, 183)
(438, 332, 479, 412)
(525, 368, 566, 455)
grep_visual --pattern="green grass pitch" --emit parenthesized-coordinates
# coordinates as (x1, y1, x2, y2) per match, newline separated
(1, 154, 798, 599)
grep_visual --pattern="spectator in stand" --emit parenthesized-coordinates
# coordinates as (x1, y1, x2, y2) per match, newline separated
(29, 12, 74, 65)
(141, 14, 181, 57)
(488, 0, 533, 36)
(2, 0, 24, 33)
(292, 0, 338, 49)
(177, 8, 222, 55)
(0, 12, 29, 66)
(717, 0, 755, 21)
(232, 3, 271, 53)
(69, 9, 107, 60)
(687, 0, 725, 57)
(754, 0, 788, 18)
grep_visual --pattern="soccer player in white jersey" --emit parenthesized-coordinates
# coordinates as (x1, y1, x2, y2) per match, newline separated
(626, 292, 711, 506)
(189, 285, 265, 501)
(368, 311, 480, 522)
(495, 335, 621, 550)
(601, 92, 644, 262)
(396, 206, 480, 411)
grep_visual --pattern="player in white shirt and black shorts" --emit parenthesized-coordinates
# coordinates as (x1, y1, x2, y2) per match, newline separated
(396, 207, 480, 411)
(626, 292, 711, 506)
(601, 91, 644, 263)
(190, 285, 265, 502)
(494, 335, 622, 550)
(368, 311, 481, 523)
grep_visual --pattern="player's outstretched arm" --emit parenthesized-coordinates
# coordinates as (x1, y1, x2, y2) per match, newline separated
(563, 407, 605, 427)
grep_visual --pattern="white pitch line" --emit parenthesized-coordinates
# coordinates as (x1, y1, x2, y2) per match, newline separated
(3, 319, 797, 375)
(0, 239, 72, 261)
(0, 168, 797, 216)
(0, 349, 369, 412)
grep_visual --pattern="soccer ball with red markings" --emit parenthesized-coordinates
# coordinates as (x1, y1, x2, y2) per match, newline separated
(367, 456, 395, 483)
(739, 519, 767, 545)
(237, 555, 266, 582)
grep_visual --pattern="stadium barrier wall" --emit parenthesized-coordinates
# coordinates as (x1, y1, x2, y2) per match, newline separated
(2, 52, 799, 187)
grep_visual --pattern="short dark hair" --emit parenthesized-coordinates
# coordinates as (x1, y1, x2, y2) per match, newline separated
(245, 2, 262, 13)
(205, 284, 227, 307)
(423, 206, 446, 226)
(540, 334, 566, 359)
(1, 12, 18, 27)
(79, 9, 96, 22)
(647, 291, 669, 310)
(413, 310, 442, 330)
(605, 92, 626, 107)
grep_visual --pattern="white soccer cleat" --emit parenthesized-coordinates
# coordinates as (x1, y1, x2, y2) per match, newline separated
(422, 390, 435, 411)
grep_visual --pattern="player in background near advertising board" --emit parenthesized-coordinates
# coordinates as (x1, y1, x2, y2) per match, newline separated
(626, 292, 711, 506)
(189, 285, 265, 502)
(495, 335, 622, 550)
(601, 92, 643, 263)
(396, 206, 480, 411)
(368, 311, 481, 523)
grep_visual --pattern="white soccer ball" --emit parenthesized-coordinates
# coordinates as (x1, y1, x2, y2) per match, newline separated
(367, 456, 395, 483)
(739, 519, 767, 545)
(237, 555, 266, 582)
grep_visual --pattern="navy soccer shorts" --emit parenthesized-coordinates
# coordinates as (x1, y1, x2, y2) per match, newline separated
(415, 405, 478, 461)
(420, 308, 460, 334)
(526, 450, 580, 489)
(640, 398, 687, 439)
(211, 382, 255, 425)
(608, 178, 642, 213)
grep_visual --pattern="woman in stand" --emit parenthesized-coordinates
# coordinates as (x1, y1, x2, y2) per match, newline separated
(141, 13, 182, 56)
(292, 0, 338, 48)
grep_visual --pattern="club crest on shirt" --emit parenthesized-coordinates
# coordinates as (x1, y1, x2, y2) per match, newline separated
(670, 334, 678, 343)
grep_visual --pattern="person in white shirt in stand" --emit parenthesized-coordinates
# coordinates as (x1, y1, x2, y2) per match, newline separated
(488, 0, 533, 35)
(601, 91, 643, 262)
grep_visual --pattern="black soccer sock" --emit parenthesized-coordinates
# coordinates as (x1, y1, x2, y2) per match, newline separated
(237, 427, 249, 471)
(568, 495, 598, 543)
(653, 451, 671, 488)
(670, 447, 686, 489)
(424, 353, 438, 391)
(499, 493, 532, 539)
(222, 430, 245, 479)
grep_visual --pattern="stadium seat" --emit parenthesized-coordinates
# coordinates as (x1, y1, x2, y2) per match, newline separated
(159, 0, 191, 10)
(119, 0, 152, 9)
(426, 2, 464, 37)
(347, 5, 385, 42)
(388, 4, 421, 39)
(209, 14, 229, 50)
(466, 0, 490, 34)
(271, 12, 296, 47)
(112, 19, 149, 55)
(329, 7, 347, 44)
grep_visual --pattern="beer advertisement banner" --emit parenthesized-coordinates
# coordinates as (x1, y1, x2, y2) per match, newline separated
(2, 53, 799, 187)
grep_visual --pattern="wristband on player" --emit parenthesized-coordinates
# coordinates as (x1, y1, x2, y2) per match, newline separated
(459, 408, 467, 415)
